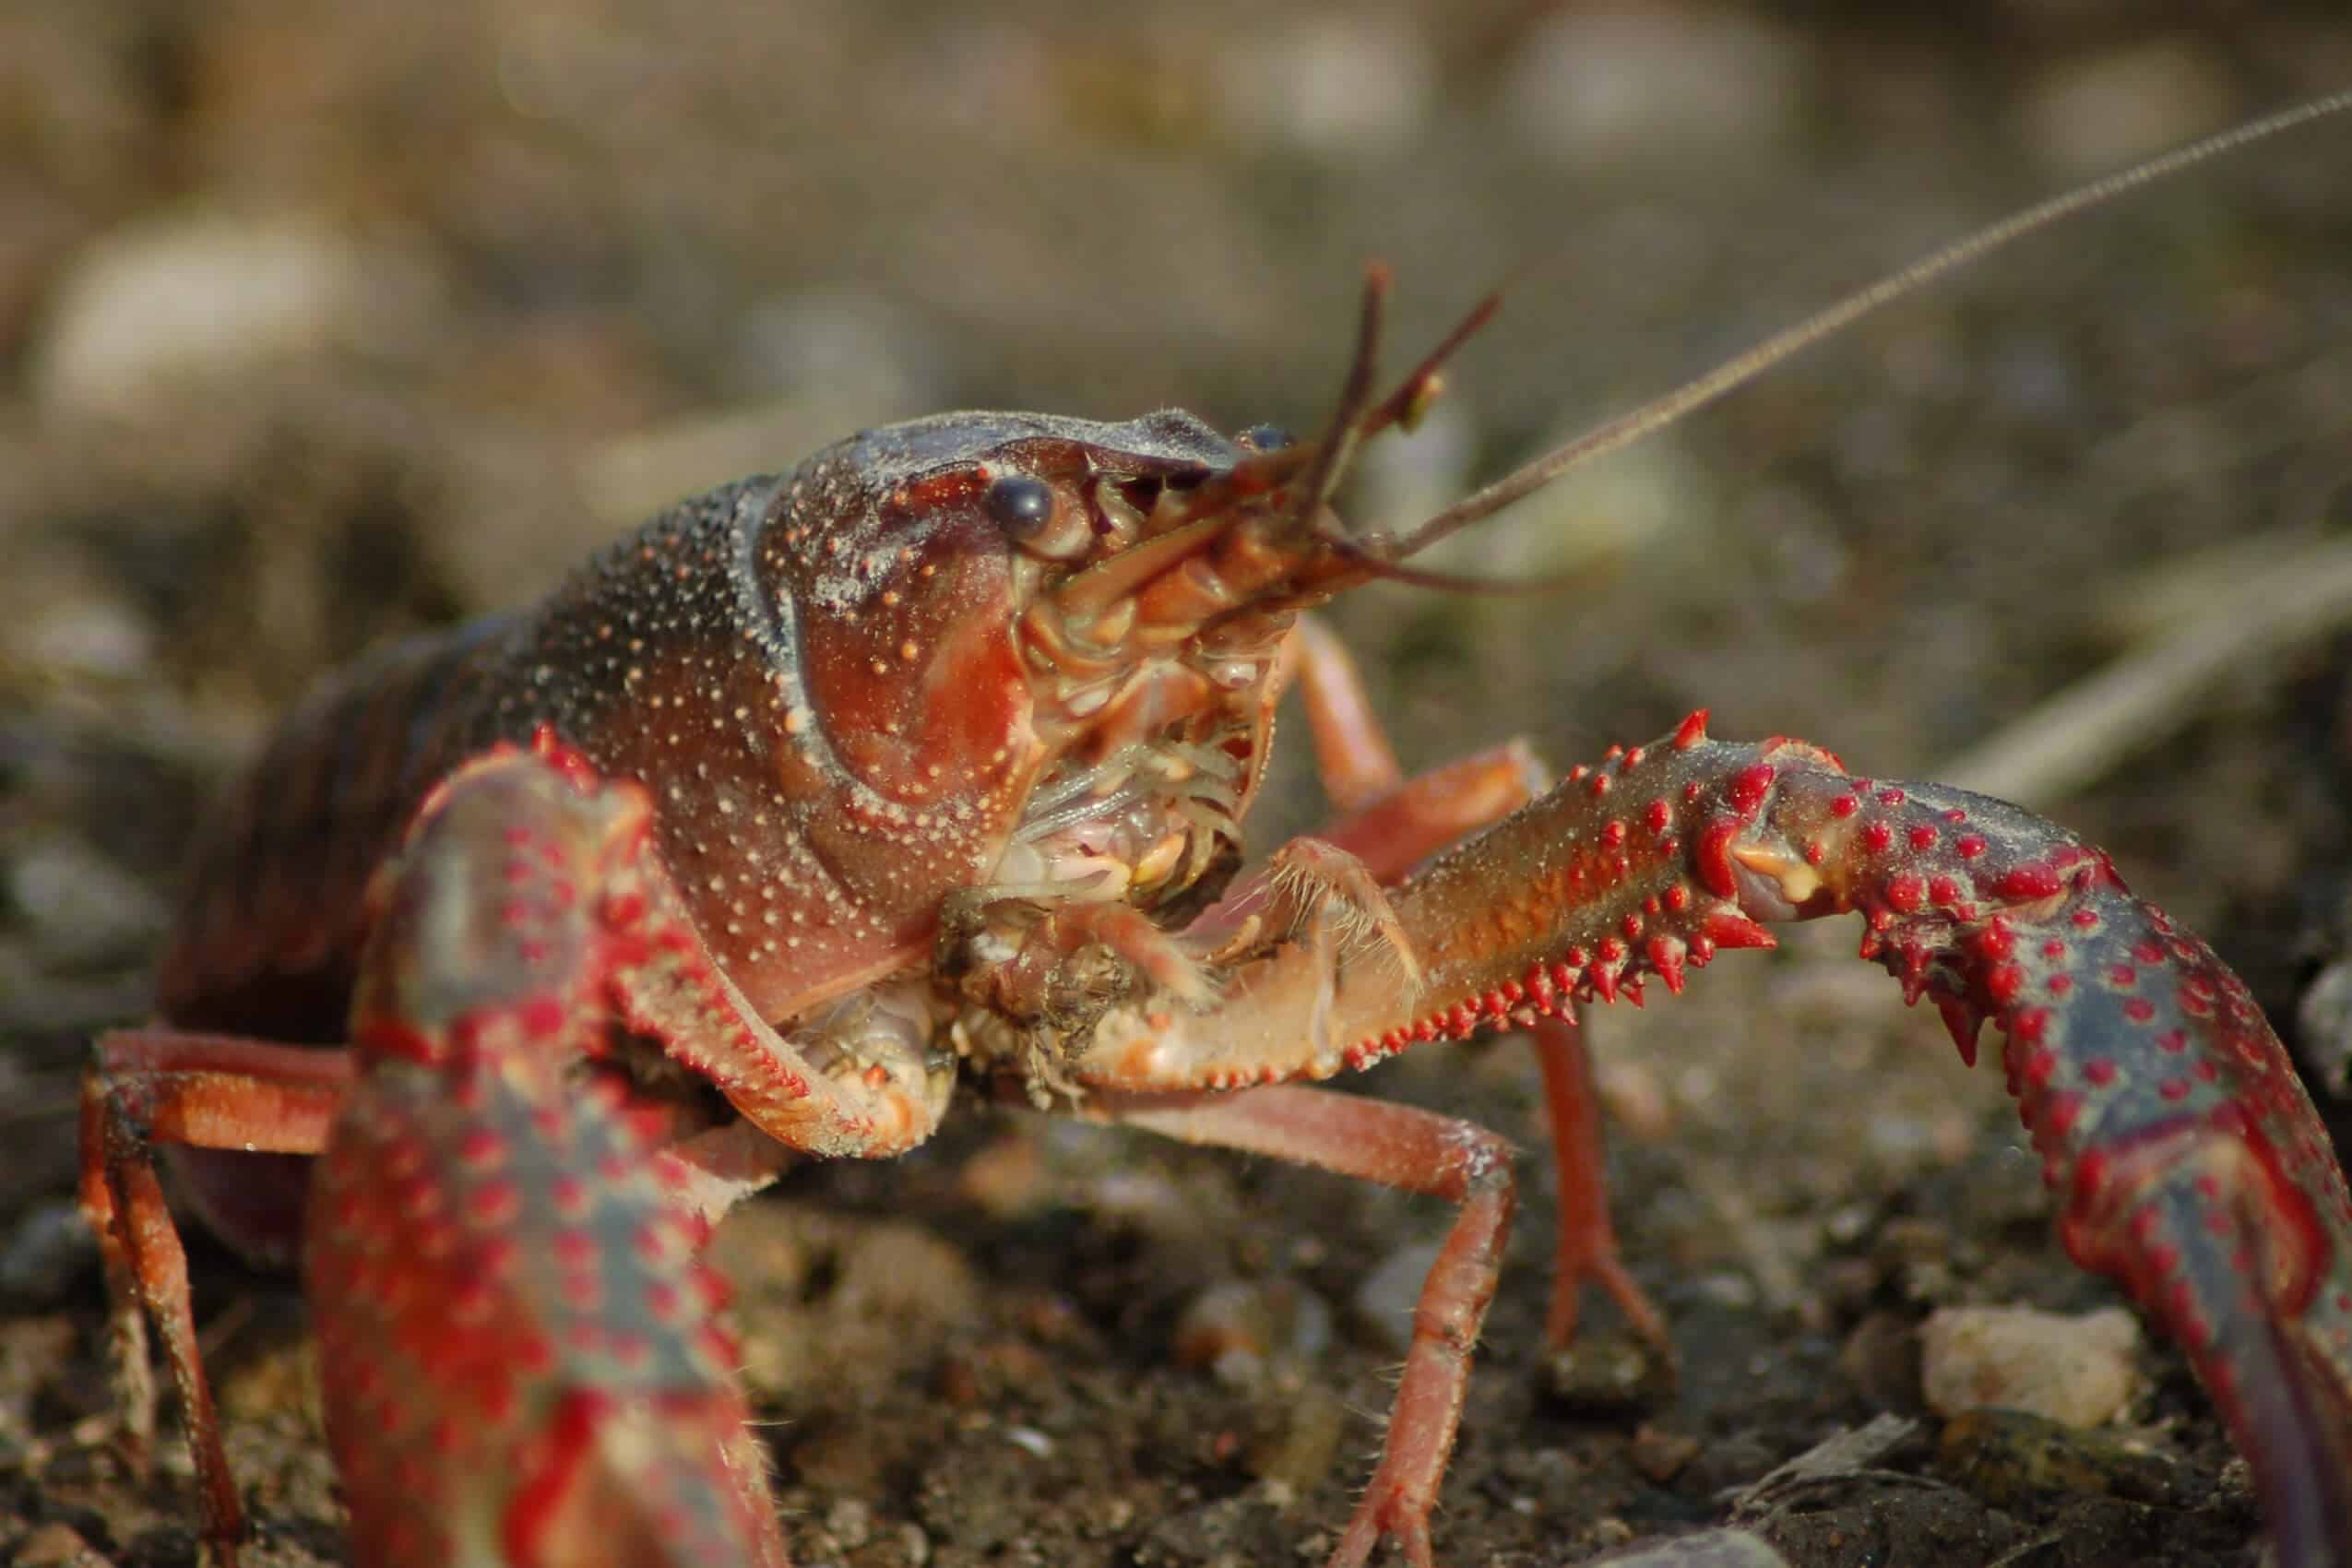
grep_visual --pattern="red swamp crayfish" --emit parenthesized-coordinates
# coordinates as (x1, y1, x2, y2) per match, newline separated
(76, 92, 2352, 1567)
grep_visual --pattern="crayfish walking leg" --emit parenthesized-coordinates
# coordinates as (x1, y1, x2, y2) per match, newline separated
(1088, 1087, 1514, 1568)
(1285, 617, 1671, 1354)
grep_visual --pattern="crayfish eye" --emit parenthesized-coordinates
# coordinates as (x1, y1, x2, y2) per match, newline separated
(1238, 423, 1292, 453)
(983, 473, 1057, 538)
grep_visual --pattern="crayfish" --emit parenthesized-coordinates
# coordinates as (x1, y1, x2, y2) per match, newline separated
(77, 91, 2352, 1568)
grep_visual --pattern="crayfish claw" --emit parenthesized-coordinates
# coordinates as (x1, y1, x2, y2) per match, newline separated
(1739, 753, 2352, 1568)
(308, 749, 790, 1568)
(1279, 721, 2352, 1564)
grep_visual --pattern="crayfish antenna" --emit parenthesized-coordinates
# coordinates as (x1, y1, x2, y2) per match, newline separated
(1386, 87, 2352, 564)
(1358, 278, 1507, 442)
(1143, 264, 1399, 550)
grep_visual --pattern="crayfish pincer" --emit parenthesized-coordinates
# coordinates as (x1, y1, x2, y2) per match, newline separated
(79, 92, 2352, 1568)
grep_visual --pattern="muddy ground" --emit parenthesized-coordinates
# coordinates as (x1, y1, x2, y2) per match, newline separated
(5, 4, 2352, 1565)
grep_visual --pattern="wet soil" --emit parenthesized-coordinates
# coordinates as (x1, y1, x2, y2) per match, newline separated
(5, 4, 2352, 1565)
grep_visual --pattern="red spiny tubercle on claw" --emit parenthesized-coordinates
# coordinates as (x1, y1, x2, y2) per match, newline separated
(1351, 719, 1794, 1063)
(1727, 764, 1775, 815)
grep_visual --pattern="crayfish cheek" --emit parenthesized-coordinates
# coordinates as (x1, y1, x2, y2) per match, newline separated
(792, 522, 1037, 816)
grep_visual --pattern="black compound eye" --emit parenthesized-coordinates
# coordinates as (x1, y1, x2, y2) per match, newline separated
(1238, 423, 1292, 453)
(982, 472, 1056, 536)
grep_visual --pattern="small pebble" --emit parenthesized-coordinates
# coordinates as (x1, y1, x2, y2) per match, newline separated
(822, 1496, 873, 1549)
(14, 592, 154, 683)
(9, 837, 167, 964)
(0, 1201, 98, 1305)
(1937, 1407, 2181, 1508)
(2016, 40, 2238, 181)
(11, 1522, 113, 1567)
(1416, 427, 1699, 586)
(2296, 956, 2352, 1099)
(951, 1131, 1049, 1218)
(1173, 1278, 1332, 1388)
(1919, 1304, 2140, 1428)
(1544, 1332, 1673, 1417)
(1586, 1527, 1792, 1568)
(1213, 14, 1433, 156)
(1246, 1384, 1348, 1497)
(1500, 6, 1810, 169)
(1596, 1058, 1674, 1143)
(1352, 1240, 1443, 1355)
(1628, 1425, 1701, 1484)
(32, 211, 436, 416)
(1836, 1310, 1923, 1413)
(1354, 401, 1474, 542)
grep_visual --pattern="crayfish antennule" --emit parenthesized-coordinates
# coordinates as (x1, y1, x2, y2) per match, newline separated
(1396, 371, 1444, 434)
(1283, 264, 1395, 536)
(1362, 289, 1503, 445)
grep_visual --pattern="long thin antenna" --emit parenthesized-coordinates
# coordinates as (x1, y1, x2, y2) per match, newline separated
(1388, 89, 2352, 560)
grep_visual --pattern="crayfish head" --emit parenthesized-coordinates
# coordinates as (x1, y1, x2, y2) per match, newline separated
(788, 273, 1505, 925)
(682, 267, 1511, 1040)
(979, 410, 1342, 912)
(956, 278, 1515, 920)
(750, 272, 1497, 948)
(757, 407, 1342, 922)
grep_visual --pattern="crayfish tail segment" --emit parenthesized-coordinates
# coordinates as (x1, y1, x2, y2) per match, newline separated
(314, 748, 790, 1568)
